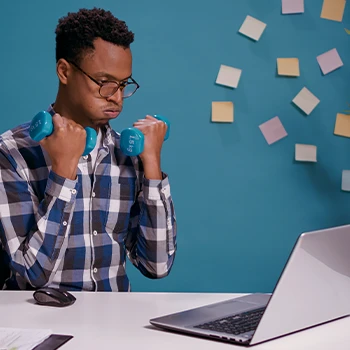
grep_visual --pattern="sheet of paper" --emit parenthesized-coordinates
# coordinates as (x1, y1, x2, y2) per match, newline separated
(0, 328, 52, 350)
(277, 58, 300, 76)
(342, 170, 350, 191)
(238, 15, 267, 41)
(321, 0, 346, 22)
(295, 144, 317, 162)
(282, 0, 304, 14)
(317, 48, 343, 75)
(216, 64, 242, 88)
(212, 102, 234, 123)
(334, 113, 350, 138)
(292, 87, 320, 115)
(259, 116, 287, 145)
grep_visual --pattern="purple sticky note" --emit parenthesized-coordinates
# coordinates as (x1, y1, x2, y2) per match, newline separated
(282, 0, 304, 14)
(259, 117, 288, 145)
(317, 48, 343, 75)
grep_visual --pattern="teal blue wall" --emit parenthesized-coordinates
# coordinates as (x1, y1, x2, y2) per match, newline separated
(1, 0, 349, 293)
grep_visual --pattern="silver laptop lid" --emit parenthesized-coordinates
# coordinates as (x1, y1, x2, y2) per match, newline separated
(251, 224, 350, 345)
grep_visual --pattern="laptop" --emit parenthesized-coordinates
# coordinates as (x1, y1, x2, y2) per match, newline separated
(149, 224, 350, 346)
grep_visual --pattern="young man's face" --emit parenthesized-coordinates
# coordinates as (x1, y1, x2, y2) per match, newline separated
(64, 37, 133, 127)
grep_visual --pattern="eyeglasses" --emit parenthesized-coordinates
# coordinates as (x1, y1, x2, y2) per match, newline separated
(68, 60, 140, 99)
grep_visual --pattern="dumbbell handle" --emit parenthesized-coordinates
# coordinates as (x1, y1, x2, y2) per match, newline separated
(120, 115, 170, 156)
(30, 111, 97, 156)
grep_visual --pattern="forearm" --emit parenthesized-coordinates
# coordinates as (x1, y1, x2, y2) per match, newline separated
(125, 175, 177, 278)
(142, 156, 162, 180)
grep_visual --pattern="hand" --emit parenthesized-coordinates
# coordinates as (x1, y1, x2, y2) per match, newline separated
(133, 115, 167, 180)
(133, 115, 167, 162)
(39, 114, 87, 180)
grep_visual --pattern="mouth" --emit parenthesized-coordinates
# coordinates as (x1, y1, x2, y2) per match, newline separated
(103, 109, 121, 118)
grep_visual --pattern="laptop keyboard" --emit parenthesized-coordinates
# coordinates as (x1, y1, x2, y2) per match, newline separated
(193, 307, 265, 336)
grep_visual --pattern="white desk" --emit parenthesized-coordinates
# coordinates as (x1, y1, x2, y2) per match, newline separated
(1, 291, 349, 349)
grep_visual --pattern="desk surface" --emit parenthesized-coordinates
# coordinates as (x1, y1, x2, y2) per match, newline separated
(1, 291, 349, 349)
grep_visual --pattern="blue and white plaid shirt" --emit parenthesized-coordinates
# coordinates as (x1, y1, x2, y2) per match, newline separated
(0, 105, 177, 291)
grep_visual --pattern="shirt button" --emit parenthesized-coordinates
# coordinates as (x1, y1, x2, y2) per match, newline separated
(93, 268, 98, 273)
(161, 188, 166, 193)
(92, 192, 96, 198)
(83, 155, 88, 160)
(167, 218, 172, 226)
(93, 230, 97, 236)
(63, 221, 68, 226)
(71, 189, 77, 195)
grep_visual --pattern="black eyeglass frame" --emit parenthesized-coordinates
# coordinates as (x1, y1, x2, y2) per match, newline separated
(67, 60, 140, 99)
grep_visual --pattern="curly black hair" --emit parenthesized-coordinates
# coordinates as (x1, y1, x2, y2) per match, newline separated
(55, 7, 134, 64)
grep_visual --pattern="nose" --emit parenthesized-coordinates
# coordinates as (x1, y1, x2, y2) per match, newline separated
(106, 88, 123, 105)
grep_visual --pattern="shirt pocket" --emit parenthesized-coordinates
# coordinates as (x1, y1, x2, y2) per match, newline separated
(105, 177, 137, 242)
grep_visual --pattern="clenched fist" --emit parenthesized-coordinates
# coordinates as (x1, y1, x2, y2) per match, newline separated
(132, 115, 168, 180)
(39, 114, 87, 180)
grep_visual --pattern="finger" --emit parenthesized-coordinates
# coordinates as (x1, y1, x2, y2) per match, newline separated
(145, 115, 157, 121)
(66, 119, 84, 132)
(52, 113, 64, 129)
(133, 122, 147, 127)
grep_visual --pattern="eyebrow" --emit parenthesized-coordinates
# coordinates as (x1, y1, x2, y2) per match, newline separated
(94, 72, 132, 82)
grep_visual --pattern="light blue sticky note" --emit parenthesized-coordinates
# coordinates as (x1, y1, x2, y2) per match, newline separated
(341, 170, 350, 191)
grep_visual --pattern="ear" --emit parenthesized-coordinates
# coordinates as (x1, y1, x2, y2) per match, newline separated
(56, 59, 71, 85)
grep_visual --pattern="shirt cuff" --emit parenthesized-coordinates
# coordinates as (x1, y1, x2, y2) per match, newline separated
(142, 172, 171, 200)
(45, 170, 80, 202)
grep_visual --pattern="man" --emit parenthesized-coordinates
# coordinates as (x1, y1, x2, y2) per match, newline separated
(0, 7, 177, 291)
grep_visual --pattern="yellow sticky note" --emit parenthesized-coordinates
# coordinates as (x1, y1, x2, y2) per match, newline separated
(277, 58, 300, 77)
(334, 113, 350, 138)
(211, 102, 234, 123)
(321, 0, 346, 22)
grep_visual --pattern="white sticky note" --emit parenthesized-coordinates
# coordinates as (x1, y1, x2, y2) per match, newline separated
(316, 48, 343, 75)
(239, 15, 267, 41)
(216, 64, 242, 88)
(282, 0, 304, 14)
(292, 87, 320, 115)
(342, 170, 350, 191)
(259, 116, 288, 145)
(295, 144, 317, 162)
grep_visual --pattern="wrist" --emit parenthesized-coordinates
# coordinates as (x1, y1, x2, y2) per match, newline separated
(52, 161, 78, 180)
(141, 156, 162, 180)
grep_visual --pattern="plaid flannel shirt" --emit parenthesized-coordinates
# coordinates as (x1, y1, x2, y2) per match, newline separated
(0, 105, 177, 291)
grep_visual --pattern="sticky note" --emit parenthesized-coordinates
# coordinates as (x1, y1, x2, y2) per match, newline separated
(277, 58, 300, 76)
(317, 48, 343, 75)
(295, 144, 317, 162)
(212, 102, 234, 123)
(238, 15, 267, 41)
(334, 113, 350, 138)
(292, 87, 320, 115)
(259, 116, 287, 145)
(341, 170, 350, 191)
(216, 65, 242, 89)
(321, 0, 346, 22)
(282, 0, 304, 14)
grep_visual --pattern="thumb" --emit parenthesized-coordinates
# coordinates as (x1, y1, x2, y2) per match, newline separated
(51, 113, 64, 130)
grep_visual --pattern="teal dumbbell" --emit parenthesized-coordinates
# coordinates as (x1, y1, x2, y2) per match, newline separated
(120, 115, 170, 156)
(29, 111, 97, 156)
